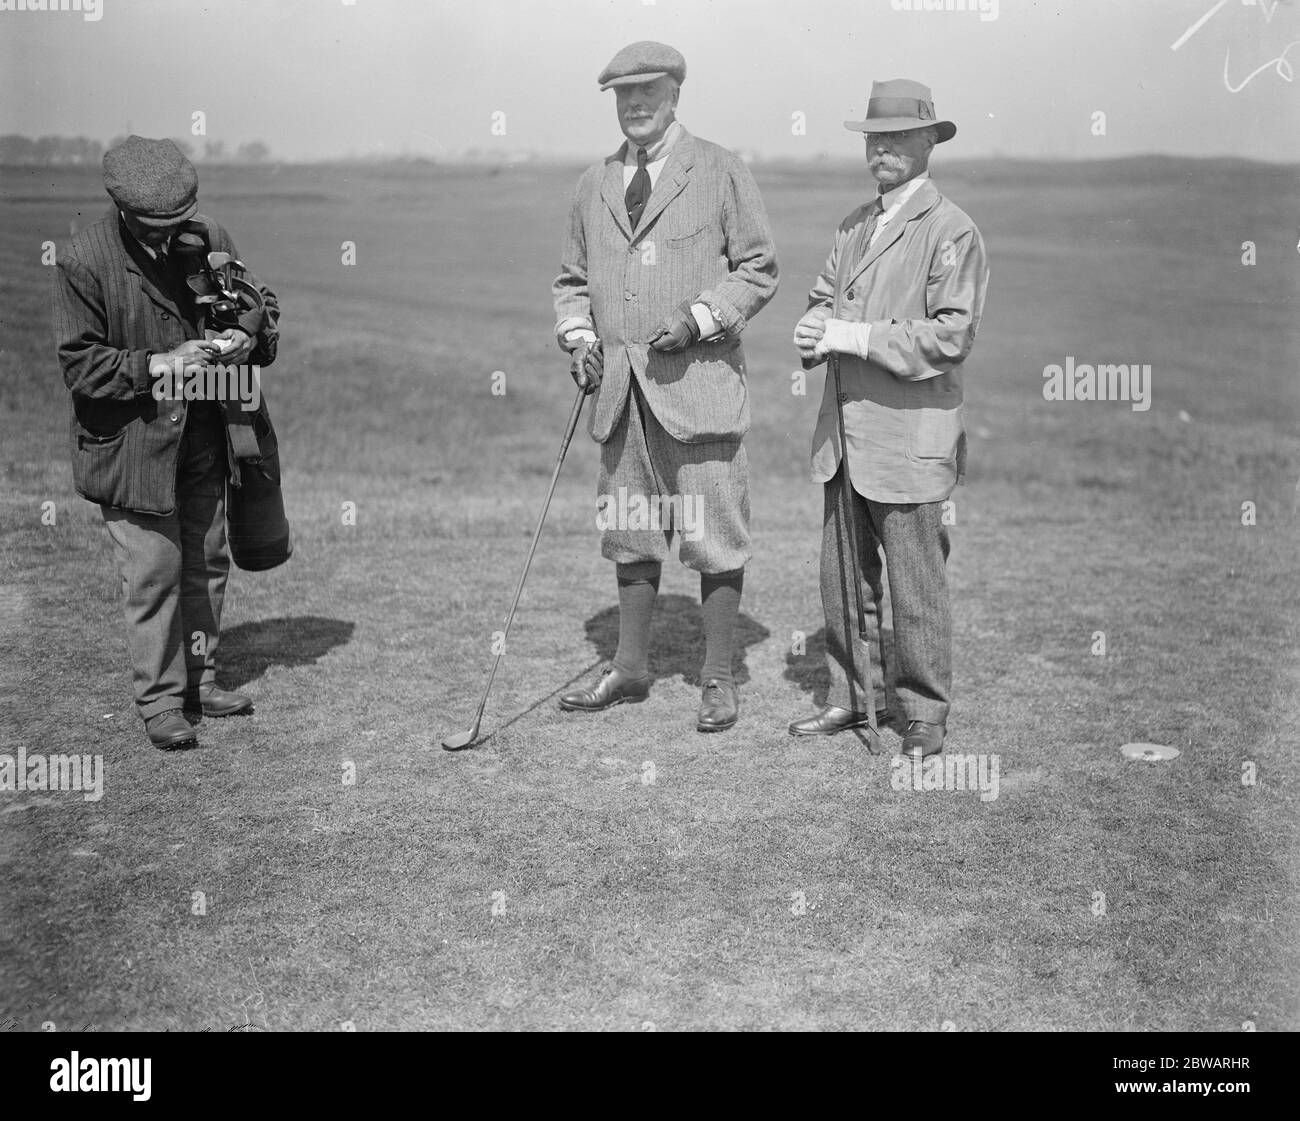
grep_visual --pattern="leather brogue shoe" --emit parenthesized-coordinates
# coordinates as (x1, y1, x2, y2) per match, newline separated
(145, 710, 199, 750)
(899, 720, 945, 759)
(559, 666, 651, 712)
(788, 705, 883, 737)
(187, 684, 253, 718)
(697, 678, 738, 732)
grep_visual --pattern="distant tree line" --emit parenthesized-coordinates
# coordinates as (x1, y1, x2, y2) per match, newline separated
(0, 135, 271, 165)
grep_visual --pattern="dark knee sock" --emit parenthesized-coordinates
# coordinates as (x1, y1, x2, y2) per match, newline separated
(700, 568, 744, 686)
(613, 561, 660, 678)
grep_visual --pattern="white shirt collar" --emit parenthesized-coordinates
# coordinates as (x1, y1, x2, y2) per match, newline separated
(624, 119, 682, 166)
(877, 171, 929, 214)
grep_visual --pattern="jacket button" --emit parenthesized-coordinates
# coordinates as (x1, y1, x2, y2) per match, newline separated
(846, 290, 855, 301)
(838, 393, 849, 405)
(161, 312, 170, 319)
(624, 292, 634, 300)
(170, 413, 180, 423)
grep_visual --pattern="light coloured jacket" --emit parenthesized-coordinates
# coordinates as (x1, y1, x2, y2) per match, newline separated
(553, 127, 778, 444)
(805, 178, 988, 503)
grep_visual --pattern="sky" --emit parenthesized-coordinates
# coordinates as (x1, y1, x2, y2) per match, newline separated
(0, 0, 1296, 162)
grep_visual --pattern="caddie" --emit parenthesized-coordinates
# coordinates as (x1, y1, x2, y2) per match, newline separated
(52, 136, 281, 750)
(553, 40, 778, 732)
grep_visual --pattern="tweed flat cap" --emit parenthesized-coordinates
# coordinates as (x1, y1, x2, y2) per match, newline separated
(598, 40, 686, 90)
(103, 135, 199, 227)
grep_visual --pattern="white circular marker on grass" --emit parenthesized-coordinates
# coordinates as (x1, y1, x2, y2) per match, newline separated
(1120, 743, 1180, 762)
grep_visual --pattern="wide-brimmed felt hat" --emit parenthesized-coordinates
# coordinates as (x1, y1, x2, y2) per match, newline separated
(103, 135, 199, 227)
(843, 79, 956, 143)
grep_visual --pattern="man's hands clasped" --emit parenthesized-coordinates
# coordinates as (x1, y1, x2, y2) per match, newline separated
(154, 338, 220, 376)
(153, 330, 256, 378)
(209, 328, 256, 364)
(793, 306, 830, 363)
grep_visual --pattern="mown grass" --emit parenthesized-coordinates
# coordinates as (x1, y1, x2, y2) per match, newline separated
(1, 159, 1297, 1030)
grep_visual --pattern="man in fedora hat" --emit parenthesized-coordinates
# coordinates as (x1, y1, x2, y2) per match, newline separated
(552, 40, 778, 732)
(52, 135, 280, 750)
(787, 80, 989, 758)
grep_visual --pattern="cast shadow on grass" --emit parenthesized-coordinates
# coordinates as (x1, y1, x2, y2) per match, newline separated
(217, 615, 356, 690)
(582, 592, 770, 687)
(783, 624, 896, 720)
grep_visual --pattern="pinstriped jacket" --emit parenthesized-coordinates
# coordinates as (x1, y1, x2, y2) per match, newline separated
(553, 127, 778, 445)
(52, 208, 280, 515)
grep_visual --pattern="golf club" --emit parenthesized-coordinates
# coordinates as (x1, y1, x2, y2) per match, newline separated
(830, 353, 869, 642)
(441, 369, 592, 750)
(205, 251, 237, 300)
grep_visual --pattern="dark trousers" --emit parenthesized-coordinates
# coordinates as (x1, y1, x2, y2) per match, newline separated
(101, 408, 229, 720)
(820, 464, 952, 724)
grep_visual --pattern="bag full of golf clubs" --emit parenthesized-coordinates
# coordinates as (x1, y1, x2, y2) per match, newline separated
(175, 220, 293, 572)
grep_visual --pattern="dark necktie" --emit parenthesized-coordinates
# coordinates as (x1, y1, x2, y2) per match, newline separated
(625, 146, 650, 231)
(154, 240, 181, 287)
(151, 241, 181, 286)
(868, 195, 886, 239)
(853, 196, 887, 268)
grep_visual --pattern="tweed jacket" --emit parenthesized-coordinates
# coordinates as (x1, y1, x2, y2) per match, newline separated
(805, 178, 988, 504)
(52, 208, 280, 515)
(553, 127, 778, 444)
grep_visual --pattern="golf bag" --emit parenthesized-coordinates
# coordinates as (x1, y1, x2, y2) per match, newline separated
(176, 221, 293, 572)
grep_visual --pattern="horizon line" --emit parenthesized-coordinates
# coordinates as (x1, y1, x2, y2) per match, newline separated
(3, 151, 1297, 170)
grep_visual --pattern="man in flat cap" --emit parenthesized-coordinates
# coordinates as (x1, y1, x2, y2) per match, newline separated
(553, 40, 778, 732)
(52, 136, 280, 750)
(787, 80, 989, 759)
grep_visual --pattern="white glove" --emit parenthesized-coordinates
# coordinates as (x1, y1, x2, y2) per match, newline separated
(813, 317, 872, 360)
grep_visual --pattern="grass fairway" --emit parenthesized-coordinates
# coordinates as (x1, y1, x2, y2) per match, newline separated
(1, 157, 1298, 1031)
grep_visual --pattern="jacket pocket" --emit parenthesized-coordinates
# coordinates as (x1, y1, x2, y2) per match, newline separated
(73, 428, 132, 508)
(904, 402, 963, 460)
(666, 225, 708, 249)
(76, 427, 127, 449)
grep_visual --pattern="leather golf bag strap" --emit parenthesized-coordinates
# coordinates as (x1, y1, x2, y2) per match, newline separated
(179, 219, 268, 464)
(219, 400, 263, 461)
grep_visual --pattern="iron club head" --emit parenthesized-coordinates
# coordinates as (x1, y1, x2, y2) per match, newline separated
(441, 723, 481, 751)
(205, 252, 237, 298)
